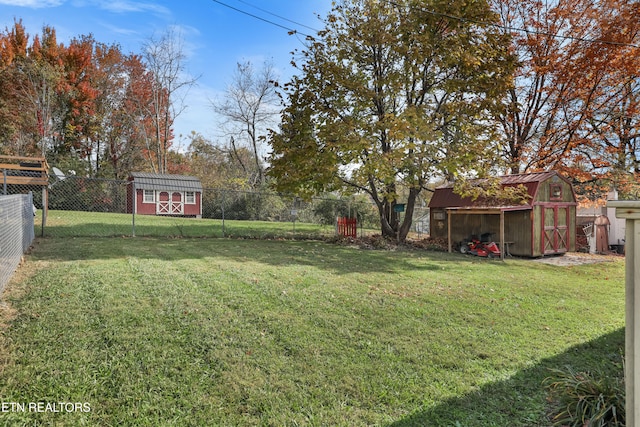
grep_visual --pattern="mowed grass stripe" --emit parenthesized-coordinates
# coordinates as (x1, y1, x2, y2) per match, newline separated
(0, 237, 625, 426)
(36, 209, 345, 239)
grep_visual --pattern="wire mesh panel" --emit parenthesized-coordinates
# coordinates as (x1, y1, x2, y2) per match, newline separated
(39, 176, 131, 237)
(0, 193, 34, 292)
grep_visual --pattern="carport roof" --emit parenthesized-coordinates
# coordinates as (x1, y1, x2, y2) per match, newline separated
(444, 205, 531, 214)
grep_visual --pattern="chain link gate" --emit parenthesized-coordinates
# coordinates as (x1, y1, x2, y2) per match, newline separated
(0, 193, 35, 292)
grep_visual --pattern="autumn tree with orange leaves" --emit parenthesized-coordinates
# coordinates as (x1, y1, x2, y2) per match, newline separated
(0, 21, 62, 156)
(0, 20, 188, 178)
(573, 0, 640, 198)
(491, 0, 640, 199)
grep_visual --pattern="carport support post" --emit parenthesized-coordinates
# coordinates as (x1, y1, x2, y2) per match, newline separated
(447, 208, 452, 253)
(500, 210, 505, 260)
(609, 200, 640, 426)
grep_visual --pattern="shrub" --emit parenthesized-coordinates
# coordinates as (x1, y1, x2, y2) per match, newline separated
(544, 365, 625, 426)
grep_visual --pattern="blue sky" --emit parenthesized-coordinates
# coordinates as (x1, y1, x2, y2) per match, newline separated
(0, 0, 332, 147)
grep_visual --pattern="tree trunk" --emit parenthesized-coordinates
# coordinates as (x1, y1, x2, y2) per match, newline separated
(380, 214, 396, 238)
(372, 188, 421, 243)
(397, 188, 419, 242)
(376, 199, 396, 238)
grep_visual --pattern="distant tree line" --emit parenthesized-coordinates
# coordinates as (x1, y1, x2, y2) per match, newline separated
(0, 20, 278, 195)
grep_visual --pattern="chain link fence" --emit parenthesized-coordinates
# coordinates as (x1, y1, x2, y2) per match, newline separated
(3, 175, 430, 239)
(0, 193, 35, 292)
(3, 176, 380, 238)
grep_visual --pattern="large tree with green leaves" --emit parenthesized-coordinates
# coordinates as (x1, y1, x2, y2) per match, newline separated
(268, 0, 516, 241)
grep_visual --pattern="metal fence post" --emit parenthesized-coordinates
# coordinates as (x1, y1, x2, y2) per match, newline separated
(131, 180, 136, 237)
(292, 197, 298, 233)
(26, 192, 34, 249)
(221, 190, 225, 237)
(609, 200, 640, 426)
(41, 186, 47, 237)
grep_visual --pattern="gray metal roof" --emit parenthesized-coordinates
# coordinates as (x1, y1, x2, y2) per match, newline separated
(129, 172, 203, 192)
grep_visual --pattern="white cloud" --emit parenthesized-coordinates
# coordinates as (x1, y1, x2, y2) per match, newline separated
(173, 80, 219, 141)
(99, 21, 139, 37)
(167, 24, 201, 59)
(0, 0, 63, 7)
(0, 0, 170, 14)
(93, 0, 170, 16)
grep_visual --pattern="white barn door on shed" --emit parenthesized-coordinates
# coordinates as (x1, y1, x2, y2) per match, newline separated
(157, 191, 170, 214)
(156, 191, 184, 215)
(170, 192, 184, 215)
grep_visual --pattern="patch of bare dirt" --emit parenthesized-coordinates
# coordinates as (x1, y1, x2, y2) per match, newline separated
(533, 252, 623, 266)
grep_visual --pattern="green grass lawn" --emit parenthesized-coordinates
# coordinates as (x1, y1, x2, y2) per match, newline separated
(35, 209, 347, 239)
(0, 237, 625, 426)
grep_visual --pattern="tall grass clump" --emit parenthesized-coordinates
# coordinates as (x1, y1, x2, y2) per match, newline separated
(544, 363, 625, 426)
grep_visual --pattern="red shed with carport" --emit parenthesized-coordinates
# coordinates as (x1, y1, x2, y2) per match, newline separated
(428, 171, 577, 257)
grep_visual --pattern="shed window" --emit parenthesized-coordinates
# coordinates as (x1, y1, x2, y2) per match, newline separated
(185, 191, 196, 204)
(550, 184, 562, 200)
(143, 190, 155, 203)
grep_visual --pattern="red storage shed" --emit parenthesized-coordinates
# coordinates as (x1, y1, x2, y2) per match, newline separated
(127, 172, 203, 218)
(428, 171, 577, 257)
